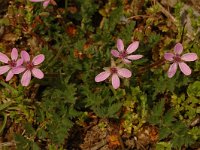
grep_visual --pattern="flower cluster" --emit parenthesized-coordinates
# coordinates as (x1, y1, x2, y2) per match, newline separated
(95, 39, 143, 89)
(0, 42, 197, 89)
(0, 48, 45, 86)
(95, 40, 198, 89)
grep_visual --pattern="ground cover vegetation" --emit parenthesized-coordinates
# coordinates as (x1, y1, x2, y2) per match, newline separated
(0, 0, 200, 149)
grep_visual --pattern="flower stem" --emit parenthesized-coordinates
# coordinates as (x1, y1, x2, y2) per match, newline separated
(137, 58, 166, 75)
(0, 81, 18, 95)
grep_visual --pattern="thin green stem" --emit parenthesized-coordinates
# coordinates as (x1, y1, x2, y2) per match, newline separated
(0, 113, 7, 135)
(0, 81, 18, 95)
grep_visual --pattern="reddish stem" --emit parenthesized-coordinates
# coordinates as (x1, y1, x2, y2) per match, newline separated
(137, 58, 166, 75)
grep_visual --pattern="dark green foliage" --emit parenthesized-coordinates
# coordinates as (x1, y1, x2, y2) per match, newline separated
(187, 81, 200, 97)
(94, 102, 122, 118)
(35, 78, 80, 144)
(107, 7, 123, 32)
(149, 100, 195, 149)
(118, 21, 136, 42)
(148, 33, 161, 47)
(15, 134, 40, 150)
(0, 0, 200, 149)
(149, 99, 165, 125)
(81, 85, 123, 118)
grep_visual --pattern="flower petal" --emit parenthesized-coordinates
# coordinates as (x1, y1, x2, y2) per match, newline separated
(178, 62, 191, 76)
(111, 50, 120, 58)
(16, 59, 24, 66)
(123, 59, 131, 64)
(43, 0, 50, 8)
(174, 43, 183, 54)
(117, 68, 132, 78)
(0, 65, 10, 75)
(117, 39, 124, 52)
(21, 51, 30, 62)
(126, 41, 139, 54)
(6, 70, 14, 81)
(95, 71, 111, 82)
(32, 54, 45, 65)
(167, 63, 177, 78)
(181, 53, 198, 62)
(11, 48, 18, 61)
(32, 68, 44, 79)
(112, 74, 120, 89)
(29, 0, 45, 2)
(0, 52, 9, 63)
(12, 66, 26, 74)
(164, 53, 174, 61)
(21, 70, 32, 86)
(126, 55, 143, 60)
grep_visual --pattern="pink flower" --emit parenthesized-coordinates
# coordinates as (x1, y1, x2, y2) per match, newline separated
(29, 0, 57, 8)
(164, 43, 198, 78)
(95, 66, 132, 89)
(13, 51, 45, 86)
(0, 48, 23, 81)
(111, 39, 143, 64)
